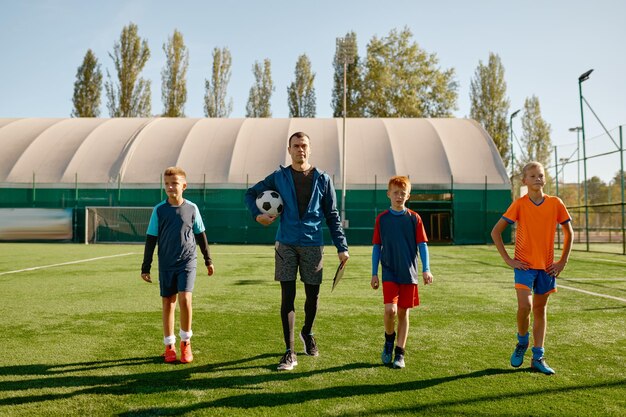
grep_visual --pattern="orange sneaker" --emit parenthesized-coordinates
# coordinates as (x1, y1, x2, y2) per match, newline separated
(180, 341, 193, 363)
(163, 344, 177, 363)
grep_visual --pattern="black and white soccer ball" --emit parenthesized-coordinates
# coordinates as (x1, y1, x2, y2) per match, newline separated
(255, 190, 284, 216)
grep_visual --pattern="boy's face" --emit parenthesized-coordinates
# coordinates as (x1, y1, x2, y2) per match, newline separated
(522, 166, 545, 191)
(387, 184, 410, 210)
(164, 174, 187, 200)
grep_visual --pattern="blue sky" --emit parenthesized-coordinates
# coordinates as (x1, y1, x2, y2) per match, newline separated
(1, 0, 624, 182)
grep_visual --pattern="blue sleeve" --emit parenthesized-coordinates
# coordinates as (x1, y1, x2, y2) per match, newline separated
(418, 242, 430, 272)
(372, 244, 381, 275)
(146, 206, 159, 236)
(322, 174, 348, 252)
(192, 203, 205, 234)
(244, 171, 277, 219)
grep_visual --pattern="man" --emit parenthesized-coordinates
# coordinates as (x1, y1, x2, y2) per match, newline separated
(245, 131, 349, 371)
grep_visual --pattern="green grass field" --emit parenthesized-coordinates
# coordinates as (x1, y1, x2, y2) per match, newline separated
(0, 243, 624, 416)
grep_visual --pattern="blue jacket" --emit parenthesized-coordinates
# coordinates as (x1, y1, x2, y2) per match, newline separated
(245, 165, 348, 253)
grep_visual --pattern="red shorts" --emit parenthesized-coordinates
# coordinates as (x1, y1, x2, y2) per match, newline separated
(382, 281, 419, 308)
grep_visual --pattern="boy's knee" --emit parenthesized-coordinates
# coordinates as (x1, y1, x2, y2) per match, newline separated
(517, 304, 532, 316)
(384, 306, 397, 317)
(532, 303, 547, 315)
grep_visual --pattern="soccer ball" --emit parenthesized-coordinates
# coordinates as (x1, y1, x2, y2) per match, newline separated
(255, 190, 284, 216)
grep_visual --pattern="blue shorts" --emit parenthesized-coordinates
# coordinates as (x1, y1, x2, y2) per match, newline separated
(514, 269, 556, 295)
(159, 267, 196, 297)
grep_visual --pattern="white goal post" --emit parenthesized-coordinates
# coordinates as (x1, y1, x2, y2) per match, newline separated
(85, 206, 153, 244)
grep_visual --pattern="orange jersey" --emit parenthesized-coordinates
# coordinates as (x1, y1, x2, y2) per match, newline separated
(502, 194, 571, 270)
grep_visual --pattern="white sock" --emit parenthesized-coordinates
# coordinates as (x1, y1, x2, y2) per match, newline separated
(164, 335, 176, 346)
(180, 329, 193, 342)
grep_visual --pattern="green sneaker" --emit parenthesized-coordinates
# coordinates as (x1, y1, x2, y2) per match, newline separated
(531, 357, 555, 375)
(510, 343, 528, 367)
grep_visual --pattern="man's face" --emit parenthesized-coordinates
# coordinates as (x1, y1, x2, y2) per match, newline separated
(288, 136, 311, 164)
(164, 174, 187, 199)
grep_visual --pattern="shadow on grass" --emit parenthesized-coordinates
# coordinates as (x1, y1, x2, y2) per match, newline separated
(3, 355, 624, 415)
(120, 372, 626, 416)
(339, 379, 626, 416)
(0, 352, 374, 407)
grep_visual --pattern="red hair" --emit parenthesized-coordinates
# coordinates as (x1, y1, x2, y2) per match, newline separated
(388, 175, 411, 192)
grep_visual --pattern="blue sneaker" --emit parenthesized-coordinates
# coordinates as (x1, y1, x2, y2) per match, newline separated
(381, 341, 393, 365)
(510, 343, 528, 367)
(531, 357, 555, 375)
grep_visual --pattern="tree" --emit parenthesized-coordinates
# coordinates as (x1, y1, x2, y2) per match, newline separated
(287, 54, 316, 117)
(469, 53, 510, 167)
(584, 176, 608, 205)
(204, 47, 233, 117)
(331, 31, 363, 117)
(360, 27, 458, 117)
(520, 95, 552, 171)
(71, 49, 103, 117)
(161, 29, 189, 117)
(246, 59, 274, 117)
(105, 23, 151, 117)
(609, 170, 625, 204)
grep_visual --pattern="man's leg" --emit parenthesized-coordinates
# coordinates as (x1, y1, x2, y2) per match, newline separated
(280, 280, 297, 352)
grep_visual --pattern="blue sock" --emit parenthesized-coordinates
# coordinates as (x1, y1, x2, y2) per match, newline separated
(532, 346, 544, 360)
(517, 332, 529, 346)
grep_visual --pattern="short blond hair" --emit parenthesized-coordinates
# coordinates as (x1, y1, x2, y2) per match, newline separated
(521, 161, 544, 178)
(164, 166, 187, 178)
(388, 175, 411, 193)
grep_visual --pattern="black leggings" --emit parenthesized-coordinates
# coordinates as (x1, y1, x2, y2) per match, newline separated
(280, 281, 320, 350)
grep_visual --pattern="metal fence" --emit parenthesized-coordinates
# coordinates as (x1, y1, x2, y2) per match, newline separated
(547, 125, 625, 255)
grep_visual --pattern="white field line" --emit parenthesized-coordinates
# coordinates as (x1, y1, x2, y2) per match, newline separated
(586, 257, 626, 265)
(561, 278, 626, 281)
(559, 285, 626, 303)
(0, 253, 137, 276)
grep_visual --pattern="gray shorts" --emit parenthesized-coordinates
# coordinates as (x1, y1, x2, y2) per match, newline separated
(274, 242, 324, 285)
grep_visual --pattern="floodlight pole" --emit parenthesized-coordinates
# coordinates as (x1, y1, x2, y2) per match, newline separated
(569, 126, 582, 207)
(509, 109, 520, 195)
(336, 36, 356, 228)
(578, 69, 593, 251)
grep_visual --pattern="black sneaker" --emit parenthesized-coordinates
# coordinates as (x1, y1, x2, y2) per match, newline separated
(277, 351, 298, 371)
(300, 331, 319, 356)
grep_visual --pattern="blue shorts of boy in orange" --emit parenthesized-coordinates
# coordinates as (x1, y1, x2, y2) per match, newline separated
(514, 269, 556, 296)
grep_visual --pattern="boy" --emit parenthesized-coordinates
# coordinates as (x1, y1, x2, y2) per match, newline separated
(371, 176, 433, 369)
(141, 167, 215, 363)
(491, 161, 573, 375)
